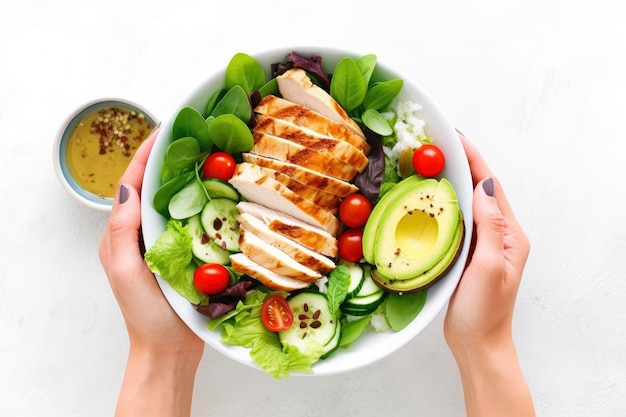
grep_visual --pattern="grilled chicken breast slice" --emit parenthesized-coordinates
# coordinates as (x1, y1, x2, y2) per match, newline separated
(238, 229, 321, 282)
(237, 201, 338, 257)
(254, 95, 369, 153)
(277, 68, 365, 137)
(259, 164, 341, 212)
(253, 115, 368, 172)
(229, 253, 310, 291)
(242, 153, 358, 197)
(237, 212, 335, 274)
(251, 132, 357, 181)
(229, 163, 340, 235)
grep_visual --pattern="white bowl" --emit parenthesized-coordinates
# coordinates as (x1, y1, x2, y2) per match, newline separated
(54, 98, 157, 211)
(141, 47, 473, 376)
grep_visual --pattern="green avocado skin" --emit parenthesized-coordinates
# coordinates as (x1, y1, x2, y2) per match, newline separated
(362, 176, 463, 293)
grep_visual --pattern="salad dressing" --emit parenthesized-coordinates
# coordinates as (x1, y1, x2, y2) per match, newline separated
(66, 106, 154, 197)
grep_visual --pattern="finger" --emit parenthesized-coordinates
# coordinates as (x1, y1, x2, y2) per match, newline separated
(458, 132, 518, 231)
(117, 123, 161, 193)
(468, 178, 507, 277)
(107, 183, 145, 287)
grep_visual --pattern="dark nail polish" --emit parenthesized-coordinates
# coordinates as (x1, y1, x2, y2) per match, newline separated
(482, 177, 495, 197)
(119, 184, 129, 204)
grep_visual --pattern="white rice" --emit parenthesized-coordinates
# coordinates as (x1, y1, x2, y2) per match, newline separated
(382, 100, 428, 166)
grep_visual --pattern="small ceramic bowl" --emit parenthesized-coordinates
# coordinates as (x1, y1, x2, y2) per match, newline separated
(53, 98, 157, 211)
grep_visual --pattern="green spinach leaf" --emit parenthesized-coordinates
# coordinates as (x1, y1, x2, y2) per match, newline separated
(362, 109, 393, 136)
(210, 85, 252, 123)
(363, 79, 404, 111)
(168, 179, 208, 220)
(354, 54, 377, 86)
(209, 114, 254, 154)
(339, 315, 371, 347)
(225, 53, 266, 95)
(172, 106, 212, 152)
(153, 171, 195, 218)
(330, 57, 367, 113)
(164, 137, 202, 172)
(385, 290, 427, 331)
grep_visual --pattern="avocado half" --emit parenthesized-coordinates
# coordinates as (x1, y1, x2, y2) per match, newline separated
(362, 176, 464, 293)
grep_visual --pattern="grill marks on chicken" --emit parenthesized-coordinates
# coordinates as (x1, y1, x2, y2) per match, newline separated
(254, 94, 370, 153)
(228, 69, 369, 290)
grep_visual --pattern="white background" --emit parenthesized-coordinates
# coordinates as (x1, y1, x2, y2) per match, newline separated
(1, 1, 625, 416)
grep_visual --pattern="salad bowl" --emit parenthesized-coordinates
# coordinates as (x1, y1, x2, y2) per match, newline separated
(140, 47, 473, 376)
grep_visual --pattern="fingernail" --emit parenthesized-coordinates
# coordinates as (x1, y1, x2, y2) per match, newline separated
(119, 184, 130, 204)
(482, 177, 495, 197)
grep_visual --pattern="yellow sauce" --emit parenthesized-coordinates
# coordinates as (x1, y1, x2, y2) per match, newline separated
(66, 106, 154, 198)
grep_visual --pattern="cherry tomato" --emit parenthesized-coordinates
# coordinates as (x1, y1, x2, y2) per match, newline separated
(412, 144, 445, 177)
(202, 151, 236, 181)
(338, 228, 364, 262)
(193, 263, 230, 295)
(339, 193, 372, 228)
(261, 295, 294, 332)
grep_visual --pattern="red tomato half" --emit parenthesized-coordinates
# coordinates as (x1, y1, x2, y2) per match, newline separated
(412, 144, 445, 177)
(193, 263, 230, 295)
(339, 193, 372, 228)
(202, 151, 236, 181)
(338, 228, 364, 263)
(261, 295, 294, 332)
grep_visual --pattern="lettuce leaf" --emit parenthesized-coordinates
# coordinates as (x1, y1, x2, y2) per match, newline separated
(144, 219, 208, 305)
(218, 290, 319, 378)
(326, 264, 351, 316)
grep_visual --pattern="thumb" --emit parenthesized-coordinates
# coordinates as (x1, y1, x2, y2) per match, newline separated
(108, 183, 143, 269)
(471, 177, 506, 268)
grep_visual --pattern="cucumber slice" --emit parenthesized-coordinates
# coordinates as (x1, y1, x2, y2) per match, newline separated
(202, 178, 240, 201)
(354, 265, 381, 297)
(279, 292, 338, 357)
(342, 290, 387, 316)
(187, 214, 230, 265)
(320, 319, 342, 359)
(200, 198, 240, 252)
(341, 261, 365, 298)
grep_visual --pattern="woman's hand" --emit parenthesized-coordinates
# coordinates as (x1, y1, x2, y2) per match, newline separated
(444, 133, 534, 417)
(99, 125, 204, 417)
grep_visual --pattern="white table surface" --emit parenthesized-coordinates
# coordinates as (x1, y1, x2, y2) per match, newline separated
(2, 1, 624, 416)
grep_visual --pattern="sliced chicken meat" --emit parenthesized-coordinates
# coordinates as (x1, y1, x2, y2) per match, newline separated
(229, 163, 340, 235)
(237, 201, 338, 257)
(263, 166, 341, 212)
(242, 153, 358, 197)
(229, 253, 309, 291)
(237, 212, 335, 274)
(250, 132, 357, 181)
(238, 229, 321, 282)
(277, 68, 365, 137)
(253, 115, 368, 172)
(254, 95, 370, 153)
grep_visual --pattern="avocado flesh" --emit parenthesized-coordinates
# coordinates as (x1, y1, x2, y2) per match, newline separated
(373, 178, 461, 281)
(371, 212, 465, 293)
(362, 175, 426, 264)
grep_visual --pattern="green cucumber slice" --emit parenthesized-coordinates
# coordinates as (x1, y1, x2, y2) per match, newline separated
(188, 214, 231, 265)
(341, 261, 365, 298)
(342, 291, 386, 316)
(354, 265, 381, 297)
(279, 292, 338, 357)
(202, 178, 240, 201)
(200, 198, 240, 252)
